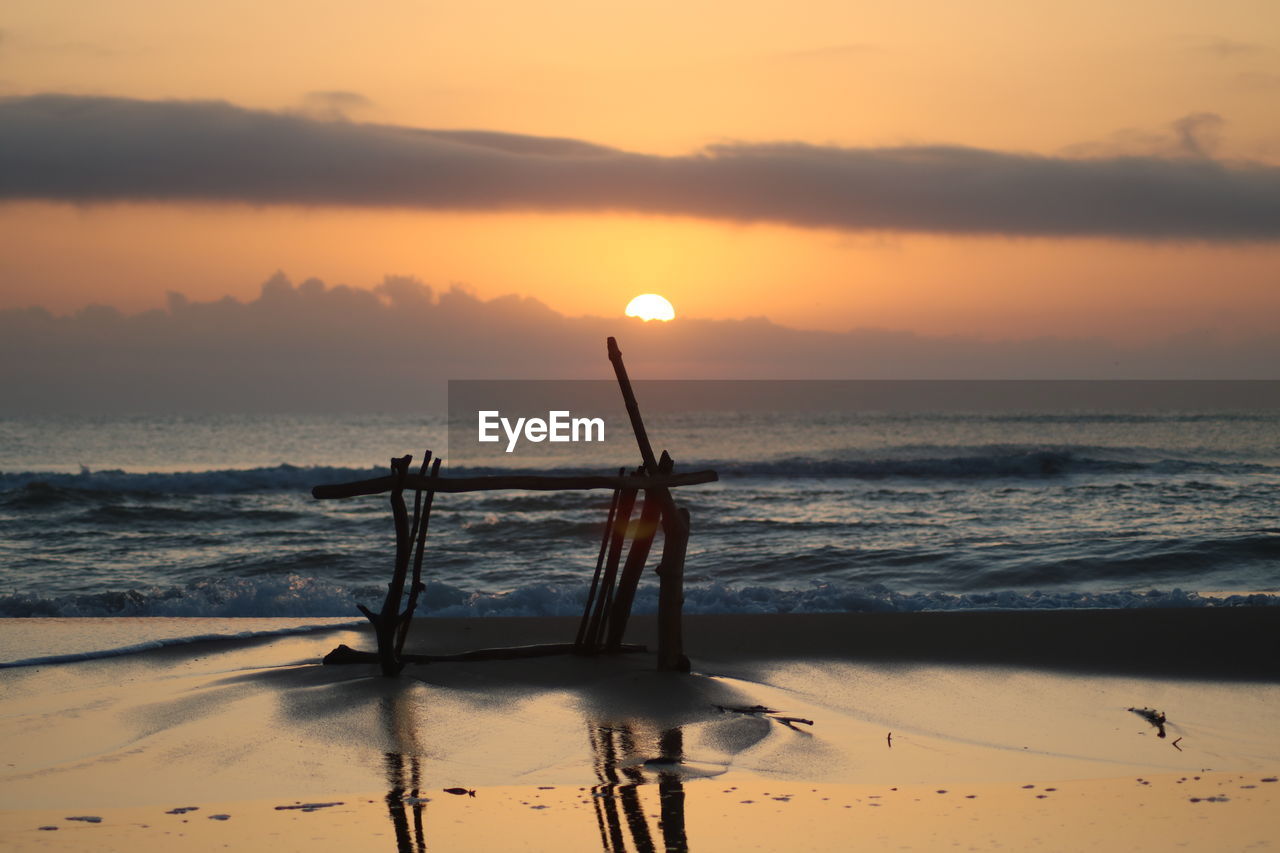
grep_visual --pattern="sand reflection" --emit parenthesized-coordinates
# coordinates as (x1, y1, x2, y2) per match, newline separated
(384, 751, 427, 853)
(381, 685, 428, 853)
(589, 722, 688, 853)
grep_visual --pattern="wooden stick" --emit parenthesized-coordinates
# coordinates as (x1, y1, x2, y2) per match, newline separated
(585, 481, 639, 651)
(603, 455, 671, 651)
(575, 470, 624, 651)
(370, 455, 413, 676)
(606, 337, 658, 474)
(606, 340, 692, 669)
(655, 504, 691, 672)
(396, 455, 441, 656)
(404, 452, 432, 563)
(312, 470, 717, 500)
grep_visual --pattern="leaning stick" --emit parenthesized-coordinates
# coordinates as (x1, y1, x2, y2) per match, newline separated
(362, 454, 412, 676)
(379, 455, 414, 627)
(396, 455, 441, 656)
(585, 476, 640, 651)
(575, 470, 625, 651)
(606, 337, 658, 474)
(604, 454, 670, 651)
(605, 339, 692, 668)
(403, 451, 434, 567)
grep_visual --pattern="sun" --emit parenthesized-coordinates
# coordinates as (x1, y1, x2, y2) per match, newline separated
(625, 293, 676, 322)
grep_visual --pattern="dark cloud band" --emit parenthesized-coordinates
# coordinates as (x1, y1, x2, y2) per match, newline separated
(2, 94, 1278, 239)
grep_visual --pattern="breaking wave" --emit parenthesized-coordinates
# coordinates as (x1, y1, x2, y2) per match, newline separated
(2, 575, 1274, 620)
(2, 448, 1275, 498)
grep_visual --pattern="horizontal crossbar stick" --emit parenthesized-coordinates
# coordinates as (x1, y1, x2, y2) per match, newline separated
(312, 470, 719, 500)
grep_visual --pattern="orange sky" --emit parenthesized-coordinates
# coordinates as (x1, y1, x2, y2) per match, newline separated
(2, 0, 1279, 342)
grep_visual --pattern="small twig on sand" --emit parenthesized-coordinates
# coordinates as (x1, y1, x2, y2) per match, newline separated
(713, 704, 813, 730)
(1172, 737, 1183, 751)
(769, 716, 814, 730)
(887, 732, 893, 748)
(1128, 707, 1168, 738)
(714, 704, 778, 715)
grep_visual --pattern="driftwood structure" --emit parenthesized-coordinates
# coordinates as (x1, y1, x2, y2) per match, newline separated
(312, 338, 717, 675)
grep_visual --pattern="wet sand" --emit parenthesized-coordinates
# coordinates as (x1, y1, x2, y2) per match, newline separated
(1, 609, 1277, 851)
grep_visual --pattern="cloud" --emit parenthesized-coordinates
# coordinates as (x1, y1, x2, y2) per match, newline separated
(1, 94, 1279, 240)
(1060, 112, 1228, 160)
(296, 90, 375, 121)
(1, 274, 1275, 413)
(1170, 112, 1225, 158)
(1235, 71, 1280, 92)
(1186, 36, 1266, 59)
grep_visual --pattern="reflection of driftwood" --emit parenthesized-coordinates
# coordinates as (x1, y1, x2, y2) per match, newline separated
(1128, 706, 1168, 738)
(589, 722, 687, 853)
(384, 752, 426, 853)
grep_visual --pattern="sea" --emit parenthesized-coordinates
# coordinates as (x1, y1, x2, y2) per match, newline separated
(2, 381, 1277, 666)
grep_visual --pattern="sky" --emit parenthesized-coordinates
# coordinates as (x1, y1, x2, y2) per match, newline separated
(1, 0, 1279, 400)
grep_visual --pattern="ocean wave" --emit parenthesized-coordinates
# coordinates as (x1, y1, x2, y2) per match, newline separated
(0, 575, 381, 618)
(2, 450, 1275, 498)
(0, 464, 386, 498)
(2, 575, 1274, 619)
(706, 452, 1276, 480)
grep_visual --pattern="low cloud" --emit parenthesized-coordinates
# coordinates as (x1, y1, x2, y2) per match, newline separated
(1, 274, 1275, 413)
(1186, 36, 1266, 59)
(2, 94, 1278, 240)
(1235, 71, 1280, 92)
(1171, 112, 1225, 158)
(1061, 112, 1227, 160)
(296, 90, 375, 121)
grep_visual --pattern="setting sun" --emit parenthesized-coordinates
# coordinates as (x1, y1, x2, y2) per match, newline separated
(625, 293, 675, 322)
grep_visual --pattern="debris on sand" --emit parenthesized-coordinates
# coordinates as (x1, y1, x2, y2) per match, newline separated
(714, 704, 778, 715)
(713, 703, 814, 730)
(1128, 706, 1168, 738)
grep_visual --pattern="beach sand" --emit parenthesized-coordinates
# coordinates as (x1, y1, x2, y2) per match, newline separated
(1, 609, 1277, 851)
